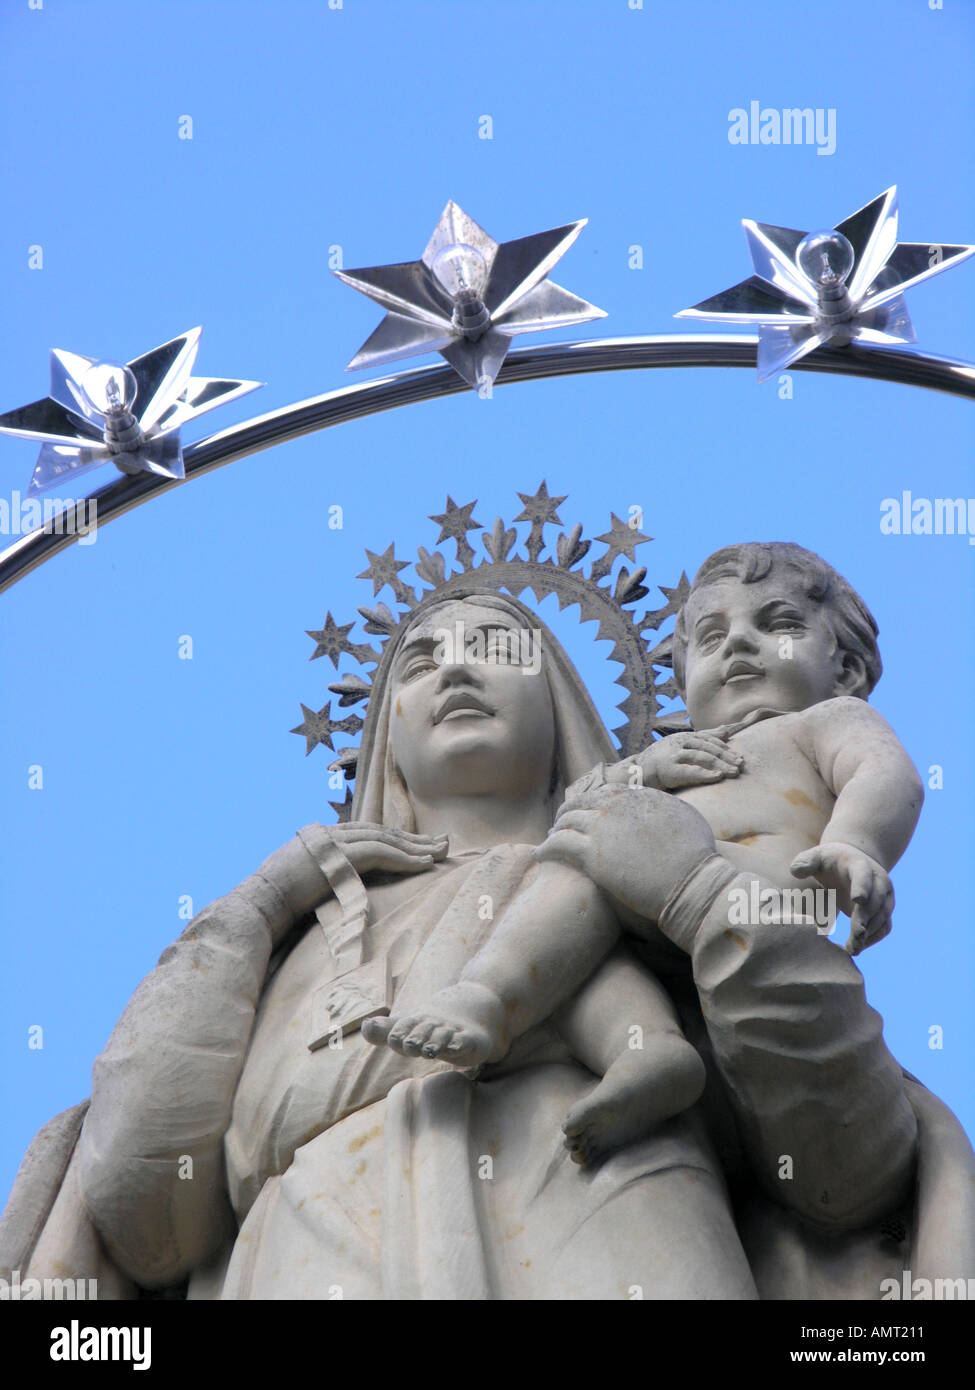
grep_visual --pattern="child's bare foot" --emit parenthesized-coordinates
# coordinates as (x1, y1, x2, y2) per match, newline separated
(563, 1050, 688, 1167)
(361, 981, 508, 1067)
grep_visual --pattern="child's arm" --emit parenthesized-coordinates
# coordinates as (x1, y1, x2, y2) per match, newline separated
(791, 697, 924, 951)
(798, 696, 924, 869)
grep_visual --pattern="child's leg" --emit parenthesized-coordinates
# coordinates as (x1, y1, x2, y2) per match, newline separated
(363, 860, 620, 1066)
(556, 944, 705, 1166)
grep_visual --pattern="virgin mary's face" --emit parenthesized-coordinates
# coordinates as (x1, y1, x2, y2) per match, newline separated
(389, 600, 557, 802)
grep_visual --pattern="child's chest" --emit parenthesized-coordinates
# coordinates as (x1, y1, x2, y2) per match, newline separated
(674, 717, 834, 845)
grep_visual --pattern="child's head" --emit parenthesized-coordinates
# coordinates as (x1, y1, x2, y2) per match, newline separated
(671, 542, 882, 729)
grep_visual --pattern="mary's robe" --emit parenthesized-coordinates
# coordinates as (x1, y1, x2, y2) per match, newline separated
(4, 843, 972, 1300)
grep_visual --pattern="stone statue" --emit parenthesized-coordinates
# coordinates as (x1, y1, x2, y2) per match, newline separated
(2, 520, 973, 1301)
(366, 543, 918, 1110)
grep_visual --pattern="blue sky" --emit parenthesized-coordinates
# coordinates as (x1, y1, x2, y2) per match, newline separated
(1, 0, 973, 1208)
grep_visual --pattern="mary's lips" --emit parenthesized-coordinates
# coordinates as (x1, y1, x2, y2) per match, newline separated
(434, 691, 494, 723)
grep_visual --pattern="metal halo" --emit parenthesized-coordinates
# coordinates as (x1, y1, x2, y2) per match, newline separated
(2, 332, 973, 595)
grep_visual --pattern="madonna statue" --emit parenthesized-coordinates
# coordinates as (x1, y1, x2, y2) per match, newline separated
(3, 499, 973, 1301)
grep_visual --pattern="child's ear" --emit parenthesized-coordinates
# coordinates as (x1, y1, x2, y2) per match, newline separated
(834, 650, 867, 697)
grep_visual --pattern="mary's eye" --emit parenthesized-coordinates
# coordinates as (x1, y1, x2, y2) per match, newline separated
(484, 635, 511, 658)
(402, 658, 436, 681)
(697, 630, 724, 652)
(768, 615, 804, 631)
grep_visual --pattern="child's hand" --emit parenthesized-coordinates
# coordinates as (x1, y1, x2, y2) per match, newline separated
(606, 731, 743, 791)
(790, 842, 894, 955)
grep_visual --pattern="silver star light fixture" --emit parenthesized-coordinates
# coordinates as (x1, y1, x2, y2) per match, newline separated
(334, 200, 607, 390)
(0, 327, 262, 496)
(2, 190, 974, 594)
(677, 186, 975, 382)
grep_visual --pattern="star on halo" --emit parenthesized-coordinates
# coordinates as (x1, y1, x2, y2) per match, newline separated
(595, 513, 652, 565)
(290, 702, 363, 756)
(0, 327, 262, 496)
(676, 186, 975, 382)
(334, 201, 607, 390)
(513, 480, 567, 529)
(357, 543, 411, 596)
(305, 612, 357, 666)
(429, 496, 481, 546)
(514, 480, 567, 561)
(429, 496, 482, 568)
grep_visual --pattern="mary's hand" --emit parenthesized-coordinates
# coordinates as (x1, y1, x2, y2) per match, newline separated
(327, 823, 450, 876)
(251, 824, 449, 947)
(533, 779, 717, 923)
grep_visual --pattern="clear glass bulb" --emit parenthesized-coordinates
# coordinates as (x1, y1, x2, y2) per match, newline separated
(80, 361, 138, 416)
(795, 230, 855, 288)
(431, 243, 489, 299)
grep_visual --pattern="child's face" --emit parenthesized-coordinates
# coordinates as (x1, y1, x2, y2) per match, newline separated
(681, 570, 848, 729)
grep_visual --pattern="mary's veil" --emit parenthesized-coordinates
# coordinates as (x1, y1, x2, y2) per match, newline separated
(351, 591, 617, 831)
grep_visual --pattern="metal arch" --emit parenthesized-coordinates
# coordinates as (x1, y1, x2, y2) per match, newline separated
(2, 332, 974, 595)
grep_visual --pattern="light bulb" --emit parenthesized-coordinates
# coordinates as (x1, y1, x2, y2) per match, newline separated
(795, 230, 855, 289)
(431, 243, 489, 300)
(79, 361, 138, 416)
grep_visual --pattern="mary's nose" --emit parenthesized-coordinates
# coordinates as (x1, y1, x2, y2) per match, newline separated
(434, 657, 484, 690)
